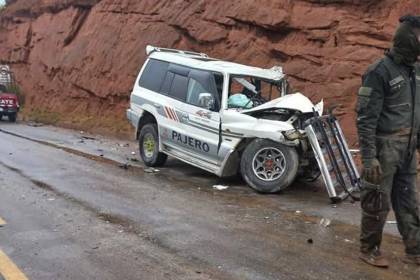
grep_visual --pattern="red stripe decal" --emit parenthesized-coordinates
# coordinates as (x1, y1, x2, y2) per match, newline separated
(171, 108, 179, 122)
(164, 107, 172, 120)
(168, 107, 176, 121)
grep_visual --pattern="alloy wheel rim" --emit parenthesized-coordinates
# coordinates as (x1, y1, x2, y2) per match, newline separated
(252, 147, 286, 181)
(143, 133, 156, 158)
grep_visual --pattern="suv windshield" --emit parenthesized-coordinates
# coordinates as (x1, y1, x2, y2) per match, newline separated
(228, 76, 286, 109)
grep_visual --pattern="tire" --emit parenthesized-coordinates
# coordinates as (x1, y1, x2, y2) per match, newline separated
(240, 139, 299, 193)
(139, 123, 167, 167)
(8, 113, 16, 122)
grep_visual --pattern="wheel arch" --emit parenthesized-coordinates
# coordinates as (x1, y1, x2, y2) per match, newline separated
(136, 110, 157, 140)
(219, 137, 256, 177)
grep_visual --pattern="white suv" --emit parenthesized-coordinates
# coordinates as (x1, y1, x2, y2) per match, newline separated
(127, 46, 360, 202)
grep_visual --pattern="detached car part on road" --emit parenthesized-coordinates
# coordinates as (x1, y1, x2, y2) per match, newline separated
(127, 46, 360, 202)
(0, 65, 20, 122)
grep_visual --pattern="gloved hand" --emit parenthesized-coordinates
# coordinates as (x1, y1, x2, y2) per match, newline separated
(362, 158, 383, 185)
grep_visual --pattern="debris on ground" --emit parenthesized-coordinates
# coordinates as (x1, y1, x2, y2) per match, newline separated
(320, 218, 331, 227)
(81, 135, 96, 140)
(212, 185, 229, 191)
(144, 168, 160, 173)
(131, 151, 136, 155)
(295, 210, 302, 214)
(97, 149, 104, 157)
(307, 238, 313, 244)
(386, 221, 397, 224)
(118, 163, 130, 170)
(128, 157, 139, 162)
(27, 122, 44, 127)
(118, 143, 130, 147)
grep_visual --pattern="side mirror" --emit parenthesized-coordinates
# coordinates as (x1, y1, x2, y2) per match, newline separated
(198, 93, 215, 110)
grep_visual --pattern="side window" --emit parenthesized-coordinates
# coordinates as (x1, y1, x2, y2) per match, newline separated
(169, 74, 188, 101)
(187, 78, 207, 107)
(160, 72, 174, 95)
(138, 59, 169, 92)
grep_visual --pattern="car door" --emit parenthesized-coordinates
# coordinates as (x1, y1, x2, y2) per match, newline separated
(178, 70, 222, 164)
(157, 65, 191, 154)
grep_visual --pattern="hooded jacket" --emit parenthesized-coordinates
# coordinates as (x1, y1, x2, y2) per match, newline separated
(356, 15, 420, 162)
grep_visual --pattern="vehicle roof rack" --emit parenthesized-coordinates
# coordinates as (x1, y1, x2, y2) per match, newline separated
(146, 45, 208, 58)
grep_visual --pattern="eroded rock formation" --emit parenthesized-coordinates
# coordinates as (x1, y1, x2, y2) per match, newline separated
(0, 0, 419, 141)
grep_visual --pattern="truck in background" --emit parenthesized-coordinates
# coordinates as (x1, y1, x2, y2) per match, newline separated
(0, 65, 20, 122)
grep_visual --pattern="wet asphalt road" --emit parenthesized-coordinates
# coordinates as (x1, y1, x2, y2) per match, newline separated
(0, 122, 419, 279)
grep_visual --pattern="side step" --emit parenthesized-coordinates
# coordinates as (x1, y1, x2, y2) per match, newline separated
(305, 114, 361, 203)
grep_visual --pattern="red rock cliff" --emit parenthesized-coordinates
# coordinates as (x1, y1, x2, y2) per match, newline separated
(0, 0, 419, 141)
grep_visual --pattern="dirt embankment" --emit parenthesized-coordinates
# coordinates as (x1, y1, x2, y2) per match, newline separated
(0, 0, 419, 141)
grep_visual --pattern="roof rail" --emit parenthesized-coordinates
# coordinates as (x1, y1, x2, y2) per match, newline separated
(146, 45, 208, 58)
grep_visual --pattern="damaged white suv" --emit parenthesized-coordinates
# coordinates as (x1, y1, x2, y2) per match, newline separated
(127, 46, 360, 202)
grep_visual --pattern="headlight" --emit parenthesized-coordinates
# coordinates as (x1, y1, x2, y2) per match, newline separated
(283, 129, 301, 140)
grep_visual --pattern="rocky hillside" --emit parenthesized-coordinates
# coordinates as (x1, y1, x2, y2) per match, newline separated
(0, 0, 419, 141)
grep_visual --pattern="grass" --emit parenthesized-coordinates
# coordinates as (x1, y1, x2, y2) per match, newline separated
(22, 109, 62, 125)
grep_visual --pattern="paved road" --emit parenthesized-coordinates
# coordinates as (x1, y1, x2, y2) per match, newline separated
(0, 122, 419, 279)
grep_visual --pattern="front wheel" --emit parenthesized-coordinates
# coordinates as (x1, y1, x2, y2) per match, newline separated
(240, 139, 299, 193)
(139, 123, 167, 167)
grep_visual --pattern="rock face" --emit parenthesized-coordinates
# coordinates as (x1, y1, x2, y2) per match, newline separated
(0, 0, 419, 142)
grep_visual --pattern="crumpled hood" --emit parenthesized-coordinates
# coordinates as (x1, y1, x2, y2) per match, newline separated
(243, 92, 320, 114)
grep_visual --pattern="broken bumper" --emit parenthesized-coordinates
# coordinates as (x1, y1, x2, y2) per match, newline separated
(0, 106, 18, 114)
(305, 114, 360, 203)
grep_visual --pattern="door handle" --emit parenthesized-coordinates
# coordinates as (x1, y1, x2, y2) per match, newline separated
(153, 103, 161, 109)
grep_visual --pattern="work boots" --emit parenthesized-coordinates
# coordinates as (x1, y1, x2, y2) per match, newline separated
(402, 255, 420, 265)
(359, 248, 390, 268)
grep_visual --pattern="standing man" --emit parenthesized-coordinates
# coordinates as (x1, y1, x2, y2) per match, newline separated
(356, 15, 420, 268)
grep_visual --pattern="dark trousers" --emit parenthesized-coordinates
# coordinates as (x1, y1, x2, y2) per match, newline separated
(360, 136, 420, 255)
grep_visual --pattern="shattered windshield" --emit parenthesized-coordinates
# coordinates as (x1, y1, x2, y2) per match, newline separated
(228, 76, 285, 109)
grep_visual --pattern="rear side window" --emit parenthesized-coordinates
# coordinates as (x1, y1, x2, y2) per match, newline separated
(138, 59, 169, 92)
(160, 72, 174, 95)
(169, 74, 188, 101)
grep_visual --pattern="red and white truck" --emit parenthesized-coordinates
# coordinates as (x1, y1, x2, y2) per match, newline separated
(0, 65, 19, 122)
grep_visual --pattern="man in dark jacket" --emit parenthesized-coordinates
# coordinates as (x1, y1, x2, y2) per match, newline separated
(356, 15, 420, 268)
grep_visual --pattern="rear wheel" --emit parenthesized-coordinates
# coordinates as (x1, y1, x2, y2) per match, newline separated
(240, 139, 299, 193)
(8, 113, 16, 122)
(139, 123, 167, 167)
